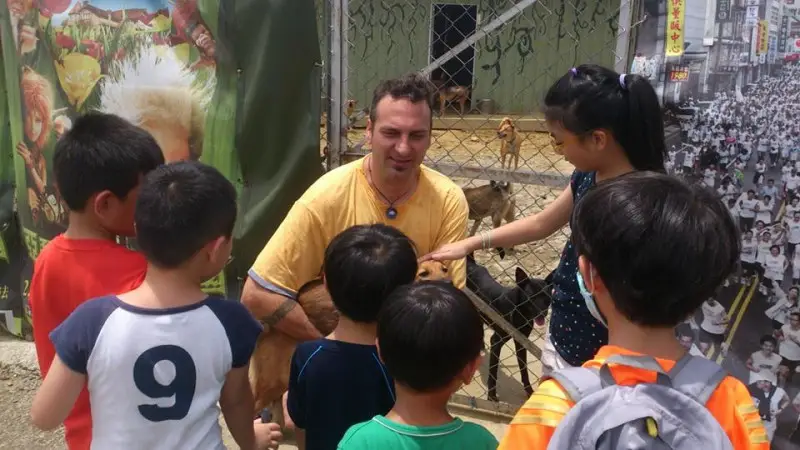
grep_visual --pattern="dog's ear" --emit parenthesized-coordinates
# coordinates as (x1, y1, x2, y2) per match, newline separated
(490, 180, 497, 188)
(514, 267, 530, 287)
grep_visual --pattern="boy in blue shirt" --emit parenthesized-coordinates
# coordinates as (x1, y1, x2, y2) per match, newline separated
(287, 224, 418, 449)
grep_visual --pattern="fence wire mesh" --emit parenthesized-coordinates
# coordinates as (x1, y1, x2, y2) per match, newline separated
(316, 0, 641, 414)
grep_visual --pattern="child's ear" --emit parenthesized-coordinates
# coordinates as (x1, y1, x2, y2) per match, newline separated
(577, 255, 593, 289)
(206, 235, 229, 262)
(460, 354, 482, 386)
(375, 340, 385, 364)
(92, 190, 113, 216)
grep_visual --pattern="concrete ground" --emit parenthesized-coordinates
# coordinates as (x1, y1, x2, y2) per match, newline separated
(0, 333, 509, 449)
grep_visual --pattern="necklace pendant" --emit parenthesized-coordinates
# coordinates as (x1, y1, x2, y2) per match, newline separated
(386, 207, 398, 219)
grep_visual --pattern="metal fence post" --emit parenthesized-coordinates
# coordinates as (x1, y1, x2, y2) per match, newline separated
(326, 0, 347, 170)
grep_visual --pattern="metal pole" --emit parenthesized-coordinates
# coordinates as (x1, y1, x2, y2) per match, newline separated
(327, 0, 345, 169)
(419, 0, 539, 77)
(615, 0, 634, 73)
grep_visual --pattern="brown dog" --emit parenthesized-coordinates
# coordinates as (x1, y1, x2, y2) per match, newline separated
(498, 117, 522, 170)
(249, 260, 451, 426)
(438, 86, 470, 116)
(463, 181, 516, 238)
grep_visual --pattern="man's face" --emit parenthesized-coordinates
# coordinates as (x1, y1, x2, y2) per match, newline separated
(679, 335, 693, 350)
(366, 96, 431, 184)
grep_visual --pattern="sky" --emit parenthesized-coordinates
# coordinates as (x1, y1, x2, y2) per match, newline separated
(51, 0, 172, 26)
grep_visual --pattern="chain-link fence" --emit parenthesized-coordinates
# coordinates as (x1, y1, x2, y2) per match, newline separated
(315, 0, 643, 415)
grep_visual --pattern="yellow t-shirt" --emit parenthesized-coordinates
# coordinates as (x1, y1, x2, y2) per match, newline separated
(249, 157, 469, 296)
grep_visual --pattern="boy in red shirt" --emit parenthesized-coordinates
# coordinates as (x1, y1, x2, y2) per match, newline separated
(29, 113, 164, 450)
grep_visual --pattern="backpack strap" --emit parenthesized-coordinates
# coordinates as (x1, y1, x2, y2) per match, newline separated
(547, 367, 603, 403)
(600, 354, 673, 387)
(668, 354, 728, 404)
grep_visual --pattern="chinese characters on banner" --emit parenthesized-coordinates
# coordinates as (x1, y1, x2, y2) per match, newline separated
(666, 0, 686, 57)
(669, 66, 690, 82)
(716, 0, 731, 21)
(758, 20, 769, 55)
(780, 16, 789, 53)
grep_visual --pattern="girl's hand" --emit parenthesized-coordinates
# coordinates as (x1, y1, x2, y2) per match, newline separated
(421, 239, 476, 262)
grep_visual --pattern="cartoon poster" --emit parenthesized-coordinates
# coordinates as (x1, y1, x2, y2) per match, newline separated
(0, 0, 324, 339)
(0, 0, 232, 337)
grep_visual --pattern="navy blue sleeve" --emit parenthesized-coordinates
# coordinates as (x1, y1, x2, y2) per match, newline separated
(205, 297, 264, 368)
(287, 344, 309, 429)
(569, 170, 588, 193)
(49, 296, 119, 374)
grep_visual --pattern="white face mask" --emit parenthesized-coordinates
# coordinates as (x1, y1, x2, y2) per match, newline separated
(576, 269, 608, 328)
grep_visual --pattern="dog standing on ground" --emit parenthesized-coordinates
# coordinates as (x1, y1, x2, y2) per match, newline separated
(465, 254, 552, 402)
(249, 260, 451, 426)
(463, 181, 515, 258)
(438, 85, 470, 116)
(498, 117, 522, 170)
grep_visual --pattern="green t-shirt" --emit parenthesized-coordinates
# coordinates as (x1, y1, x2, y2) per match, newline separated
(337, 415, 499, 450)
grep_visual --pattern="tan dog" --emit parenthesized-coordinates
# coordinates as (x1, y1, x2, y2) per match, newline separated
(498, 117, 522, 170)
(438, 85, 470, 116)
(463, 181, 516, 238)
(249, 260, 451, 426)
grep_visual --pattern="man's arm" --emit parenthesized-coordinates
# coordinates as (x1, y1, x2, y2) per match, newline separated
(243, 202, 327, 341)
(241, 281, 321, 341)
(434, 187, 470, 289)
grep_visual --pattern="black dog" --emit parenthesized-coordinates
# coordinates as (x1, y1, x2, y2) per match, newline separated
(466, 254, 552, 402)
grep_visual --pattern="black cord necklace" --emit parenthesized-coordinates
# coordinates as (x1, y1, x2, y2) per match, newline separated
(367, 157, 414, 220)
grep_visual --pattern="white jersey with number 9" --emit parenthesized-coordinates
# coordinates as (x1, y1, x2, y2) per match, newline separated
(50, 295, 262, 450)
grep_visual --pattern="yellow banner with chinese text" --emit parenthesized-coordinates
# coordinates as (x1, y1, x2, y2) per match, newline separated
(758, 20, 769, 55)
(666, 0, 686, 57)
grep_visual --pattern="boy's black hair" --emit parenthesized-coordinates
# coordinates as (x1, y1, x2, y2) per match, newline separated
(53, 113, 164, 211)
(377, 281, 483, 392)
(135, 161, 237, 268)
(760, 335, 778, 347)
(370, 73, 436, 127)
(571, 171, 740, 328)
(675, 323, 693, 339)
(543, 64, 665, 172)
(323, 224, 417, 323)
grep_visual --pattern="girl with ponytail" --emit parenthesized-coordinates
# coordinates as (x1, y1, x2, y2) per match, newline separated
(422, 64, 667, 372)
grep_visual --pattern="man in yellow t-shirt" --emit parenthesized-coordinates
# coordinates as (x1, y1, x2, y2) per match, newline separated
(242, 73, 469, 341)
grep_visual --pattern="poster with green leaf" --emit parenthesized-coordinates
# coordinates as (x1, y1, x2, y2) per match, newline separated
(0, 0, 323, 338)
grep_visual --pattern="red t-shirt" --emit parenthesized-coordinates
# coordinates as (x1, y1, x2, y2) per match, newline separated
(29, 235, 146, 450)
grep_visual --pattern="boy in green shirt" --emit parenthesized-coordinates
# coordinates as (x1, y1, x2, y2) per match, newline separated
(337, 281, 498, 450)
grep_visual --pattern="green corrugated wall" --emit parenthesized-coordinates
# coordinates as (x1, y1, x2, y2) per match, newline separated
(317, 0, 620, 114)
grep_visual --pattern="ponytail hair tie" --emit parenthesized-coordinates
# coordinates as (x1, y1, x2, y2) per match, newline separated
(569, 67, 578, 76)
(619, 73, 628, 90)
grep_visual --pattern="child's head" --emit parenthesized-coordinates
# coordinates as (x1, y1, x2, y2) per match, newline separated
(543, 64, 665, 173)
(377, 281, 483, 395)
(53, 113, 164, 236)
(134, 161, 237, 281)
(323, 224, 417, 323)
(571, 171, 739, 329)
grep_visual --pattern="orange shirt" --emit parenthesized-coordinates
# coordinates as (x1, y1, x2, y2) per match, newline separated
(30, 235, 146, 450)
(499, 345, 769, 450)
